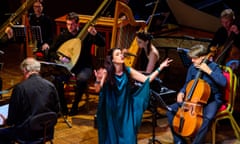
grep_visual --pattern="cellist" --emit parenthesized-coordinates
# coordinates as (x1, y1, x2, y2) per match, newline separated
(209, 9, 240, 74)
(166, 44, 227, 144)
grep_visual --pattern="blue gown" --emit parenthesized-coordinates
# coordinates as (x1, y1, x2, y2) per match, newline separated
(97, 67, 150, 144)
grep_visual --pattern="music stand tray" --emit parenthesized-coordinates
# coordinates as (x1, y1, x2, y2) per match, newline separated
(40, 61, 73, 78)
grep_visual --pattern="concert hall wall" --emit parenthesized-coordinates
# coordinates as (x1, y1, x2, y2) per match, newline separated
(0, 0, 103, 25)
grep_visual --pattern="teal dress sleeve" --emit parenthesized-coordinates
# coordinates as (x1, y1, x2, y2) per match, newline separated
(132, 77, 150, 130)
(97, 67, 151, 144)
(126, 66, 151, 130)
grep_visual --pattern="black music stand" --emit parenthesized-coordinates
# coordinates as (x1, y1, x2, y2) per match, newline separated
(30, 26, 43, 44)
(177, 48, 191, 68)
(40, 61, 73, 128)
(40, 61, 72, 78)
(12, 25, 26, 43)
(148, 89, 176, 144)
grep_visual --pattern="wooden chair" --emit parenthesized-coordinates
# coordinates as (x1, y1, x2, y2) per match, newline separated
(15, 112, 58, 144)
(211, 66, 240, 144)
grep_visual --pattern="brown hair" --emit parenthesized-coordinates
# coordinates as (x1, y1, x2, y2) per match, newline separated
(66, 12, 79, 23)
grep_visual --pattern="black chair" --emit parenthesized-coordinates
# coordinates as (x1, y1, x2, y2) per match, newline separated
(15, 112, 58, 144)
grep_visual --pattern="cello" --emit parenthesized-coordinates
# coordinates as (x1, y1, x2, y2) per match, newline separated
(172, 54, 212, 137)
(210, 13, 240, 66)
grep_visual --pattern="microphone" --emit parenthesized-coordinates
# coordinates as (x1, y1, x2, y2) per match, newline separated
(123, 52, 137, 57)
(145, 1, 158, 7)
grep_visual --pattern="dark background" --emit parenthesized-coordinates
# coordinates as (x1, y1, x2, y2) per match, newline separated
(1, 0, 240, 30)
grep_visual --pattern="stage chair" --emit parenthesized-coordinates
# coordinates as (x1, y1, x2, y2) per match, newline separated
(211, 66, 240, 144)
(15, 112, 58, 144)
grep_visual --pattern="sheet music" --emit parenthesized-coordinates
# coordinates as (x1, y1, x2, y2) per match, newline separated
(31, 26, 43, 43)
(0, 104, 9, 125)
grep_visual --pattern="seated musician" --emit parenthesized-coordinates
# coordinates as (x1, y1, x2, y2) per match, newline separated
(0, 57, 60, 143)
(209, 9, 240, 74)
(166, 44, 227, 144)
(134, 31, 160, 73)
(29, 1, 55, 60)
(47, 12, 105, 116)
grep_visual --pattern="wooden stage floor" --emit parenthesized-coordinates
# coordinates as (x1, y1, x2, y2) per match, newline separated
(1, 32, 240, 143)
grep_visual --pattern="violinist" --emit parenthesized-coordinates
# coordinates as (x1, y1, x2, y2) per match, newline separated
(166, 44, 227, 144)
(209, 9, 240, 73)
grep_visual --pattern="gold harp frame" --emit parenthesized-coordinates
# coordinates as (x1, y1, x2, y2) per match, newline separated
(110, 1, 146, 67)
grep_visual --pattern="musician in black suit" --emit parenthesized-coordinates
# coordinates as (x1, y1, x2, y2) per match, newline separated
(0, 57, 60, 143)
(48, 12, 105, 116)
(29, 1, 55, 59)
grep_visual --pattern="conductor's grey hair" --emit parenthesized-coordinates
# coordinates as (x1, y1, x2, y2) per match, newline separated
(20, 57, 41, 72)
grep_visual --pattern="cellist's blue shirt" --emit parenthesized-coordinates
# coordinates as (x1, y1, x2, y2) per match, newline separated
(180, 61, 227, 104)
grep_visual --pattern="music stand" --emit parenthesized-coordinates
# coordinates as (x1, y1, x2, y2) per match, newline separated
(12, 25, 26, 43)
(148, 88, 176, 144)
(30, 26, 43, 44)
(177, 48, 191, 68)
(40, 61, 73, 128)
(135, 78, 176, 144)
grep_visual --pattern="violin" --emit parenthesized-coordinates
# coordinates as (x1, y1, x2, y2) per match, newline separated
(172, 54, 212, 137)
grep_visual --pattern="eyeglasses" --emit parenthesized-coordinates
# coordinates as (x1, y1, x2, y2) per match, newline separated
(33, 5, 42, 8)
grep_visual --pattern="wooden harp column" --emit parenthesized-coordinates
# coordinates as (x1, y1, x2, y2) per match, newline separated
(110, 1, 146, 67)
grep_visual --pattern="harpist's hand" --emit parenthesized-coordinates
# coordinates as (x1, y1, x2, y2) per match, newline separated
(5, 26, 13, 39)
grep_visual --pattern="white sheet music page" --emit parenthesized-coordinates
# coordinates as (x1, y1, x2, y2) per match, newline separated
(0, 104, 9, 125)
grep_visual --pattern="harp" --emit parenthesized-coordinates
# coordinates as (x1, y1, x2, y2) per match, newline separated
(110, 1, 146, 67)
(0, 0, 34, 39)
